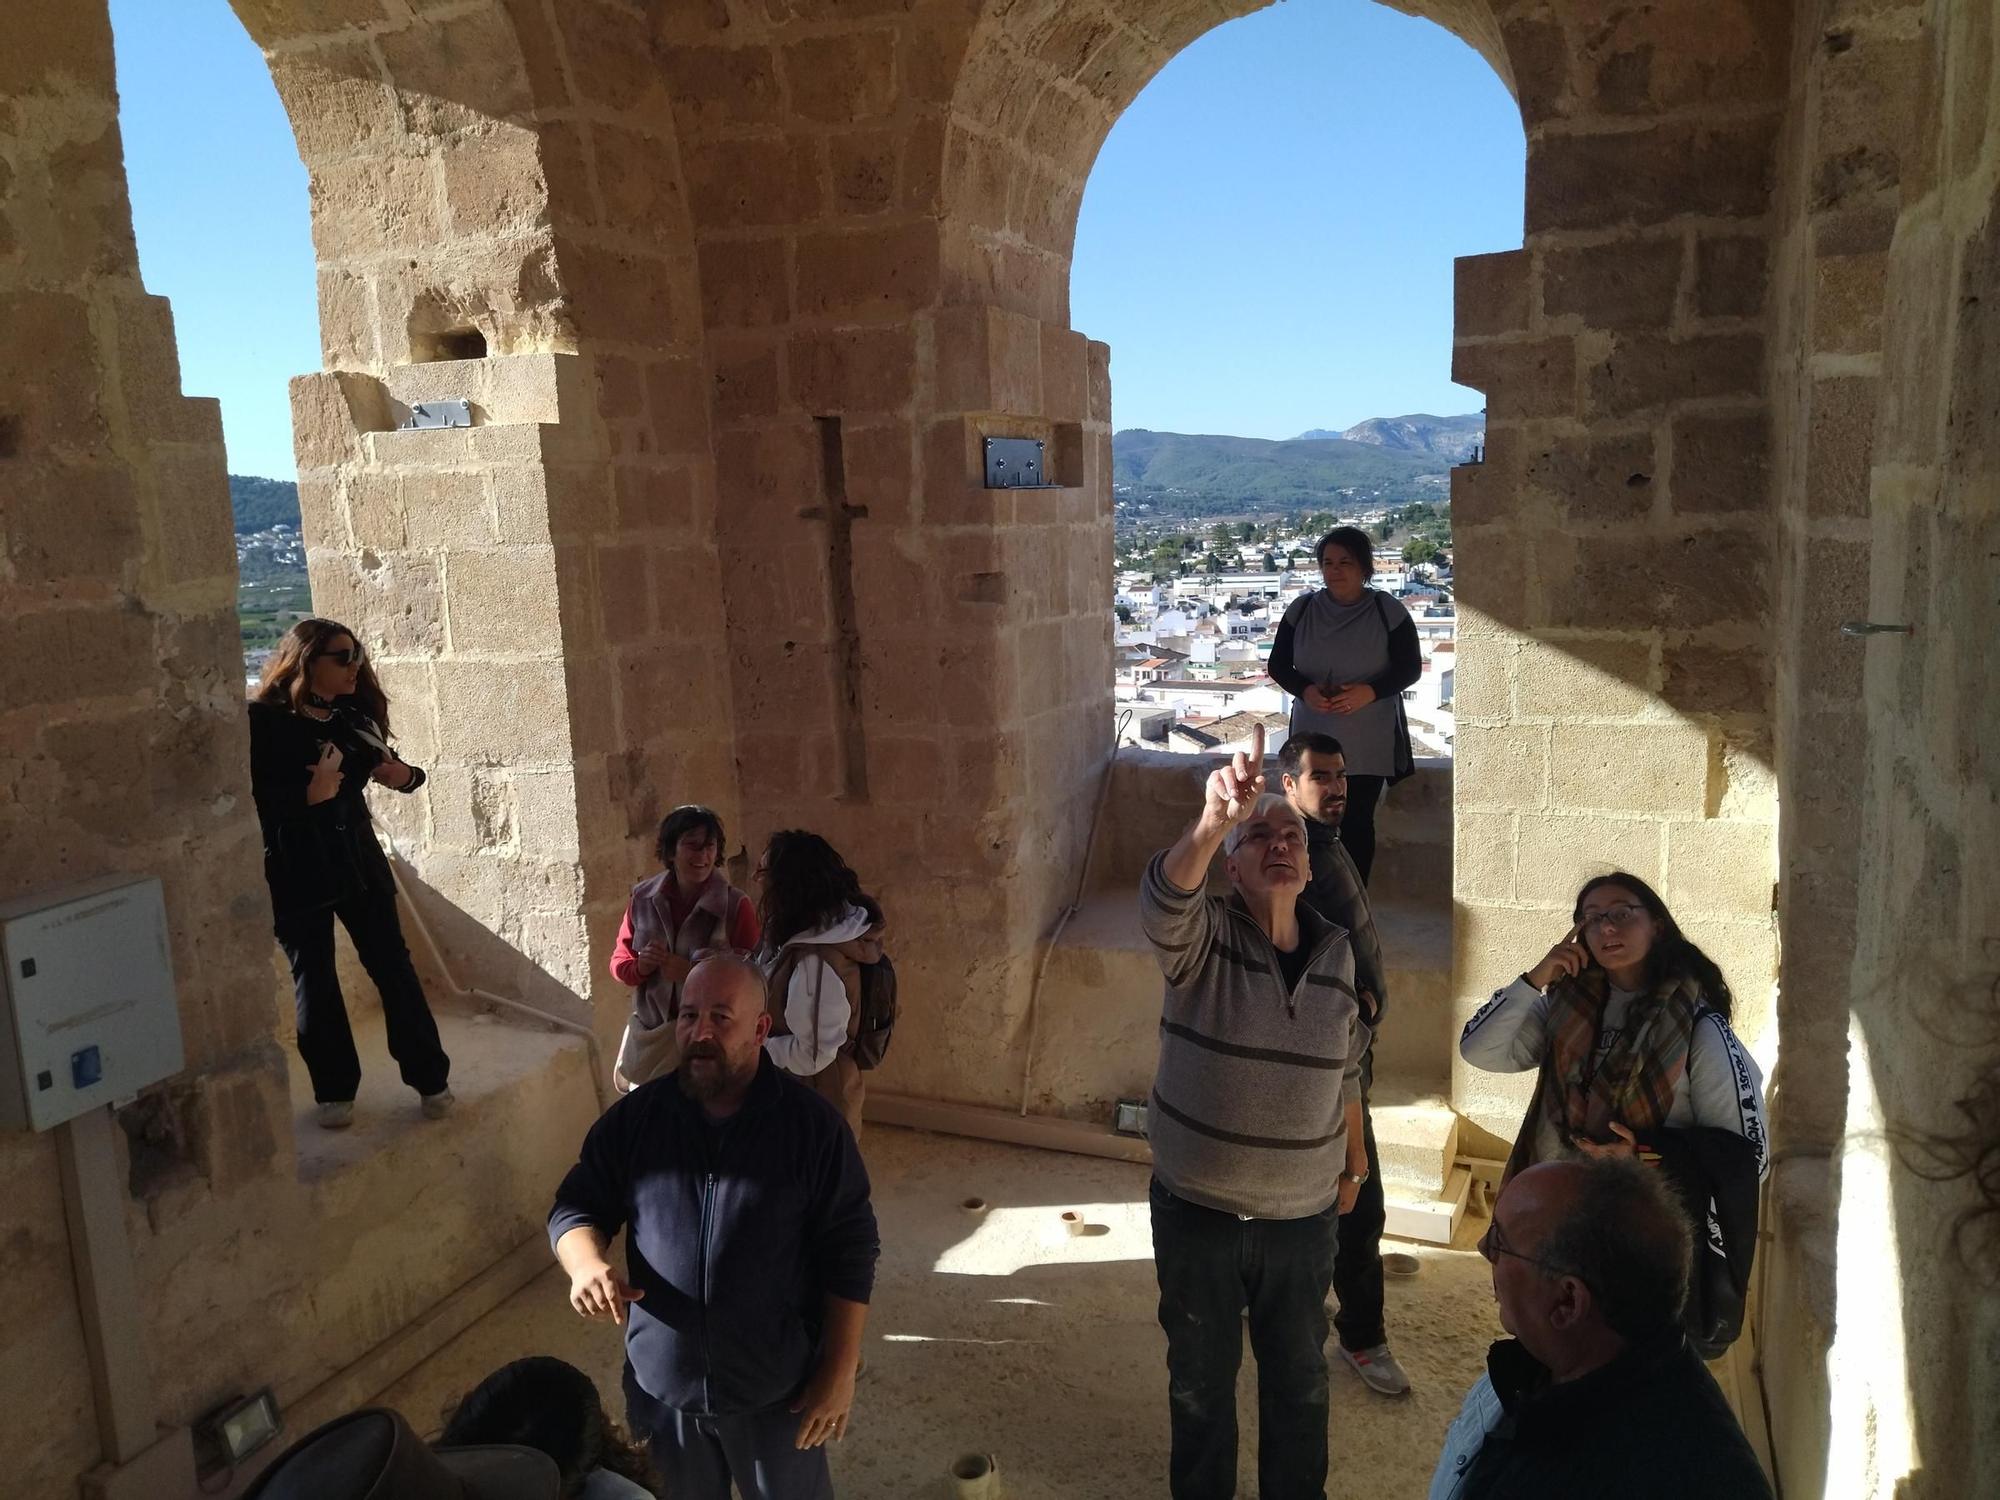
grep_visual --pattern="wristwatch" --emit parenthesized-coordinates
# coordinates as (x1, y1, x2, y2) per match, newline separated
(1340, 1168, 1369, 1186)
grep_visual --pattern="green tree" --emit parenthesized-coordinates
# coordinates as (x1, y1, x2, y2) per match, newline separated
(1115, 602, 1134, 624)
(1238, 521, 1258, 541)
(1403, 536, 1441, 565)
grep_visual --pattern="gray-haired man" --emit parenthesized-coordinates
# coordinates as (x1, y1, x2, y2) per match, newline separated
(1140, 725, 1372, 1500)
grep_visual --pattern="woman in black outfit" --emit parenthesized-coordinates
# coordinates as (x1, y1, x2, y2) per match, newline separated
(248, 618, 451, 1129)
(1265, 526, 1422, 884)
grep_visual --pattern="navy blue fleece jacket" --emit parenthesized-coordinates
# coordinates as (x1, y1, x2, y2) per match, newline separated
(548, 1056, 879, 1416)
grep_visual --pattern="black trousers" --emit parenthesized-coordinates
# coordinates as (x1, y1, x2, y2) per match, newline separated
(1150, 1177, 1338, 1500)
(274, 887, 450, 1103)
(1331, 1089, 1387, 1351)
(624, 1364, 833, 1500)
(1339, 774, 1386, 886)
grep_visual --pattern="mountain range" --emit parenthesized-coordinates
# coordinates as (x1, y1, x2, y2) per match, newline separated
(1113, 412, 1482, 512)
(1292, 412, 1485, 465)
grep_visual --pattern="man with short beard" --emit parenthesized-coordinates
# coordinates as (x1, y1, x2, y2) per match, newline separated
(1278, 730, 1409, 1397)
(550, 955, 878, 1500)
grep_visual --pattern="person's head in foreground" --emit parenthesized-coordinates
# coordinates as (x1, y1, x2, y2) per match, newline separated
(242, 1406, 556, 1500)
(1221, 791, 1309, 901)
(441, 1356, 659, 1499)
(1278, 731, 1347, 828)
(675, 954, 772, 1106)
(1478, 1157, 1691, 1380)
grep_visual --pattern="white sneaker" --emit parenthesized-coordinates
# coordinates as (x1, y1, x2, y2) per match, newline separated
(316, 1101, 355, 1130)
(420, 1089, 455, 1120)
(1339, 1343, 1412, 1396)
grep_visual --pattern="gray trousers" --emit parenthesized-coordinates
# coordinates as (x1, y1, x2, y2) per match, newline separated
(624, 1364, 833, 1500)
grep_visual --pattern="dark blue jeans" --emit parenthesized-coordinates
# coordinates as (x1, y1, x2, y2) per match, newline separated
(1332, 1090, 1387, 1351)
(623, 1363, 833, 1500)
(1150, 1178, 1339, 1500)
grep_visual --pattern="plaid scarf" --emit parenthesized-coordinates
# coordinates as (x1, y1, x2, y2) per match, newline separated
(1541, 966, 1702, 1148)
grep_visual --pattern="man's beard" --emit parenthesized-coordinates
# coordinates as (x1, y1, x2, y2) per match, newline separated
(678, 1047, 747, 1102)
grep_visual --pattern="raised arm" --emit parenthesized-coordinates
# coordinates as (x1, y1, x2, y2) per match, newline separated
(1161, 725, 1267, 891)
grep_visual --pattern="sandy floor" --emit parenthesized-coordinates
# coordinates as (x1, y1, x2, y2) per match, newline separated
(377, 1124, 1505, 1498)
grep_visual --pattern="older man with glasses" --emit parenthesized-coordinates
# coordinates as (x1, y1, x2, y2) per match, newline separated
(1429, 1157, 1772, 1500)
(1139, 725, 1372, 1500)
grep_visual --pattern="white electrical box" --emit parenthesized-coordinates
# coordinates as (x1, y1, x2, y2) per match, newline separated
(0, 875, 185, 1133)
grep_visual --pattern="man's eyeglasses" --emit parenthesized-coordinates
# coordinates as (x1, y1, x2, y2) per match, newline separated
(1480, 1216, 1581, 1284)
(1579, 902, 1644, 933)
(319, 646, 366, 668)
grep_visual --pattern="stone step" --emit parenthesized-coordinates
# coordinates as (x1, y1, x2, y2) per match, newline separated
(284, 1004, 599, 1190)
(1385, 1166, 1473, 1247)
(1366, 1082, 1460, 1199)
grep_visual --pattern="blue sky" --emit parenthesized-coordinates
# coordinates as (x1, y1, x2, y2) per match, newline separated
(1071, 1, 1525, 439)
(109, 0, 1523, 479)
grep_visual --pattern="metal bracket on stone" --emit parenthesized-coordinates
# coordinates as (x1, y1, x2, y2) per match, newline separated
(982, 436, 1059, 489)
(399, 399, 472, 431)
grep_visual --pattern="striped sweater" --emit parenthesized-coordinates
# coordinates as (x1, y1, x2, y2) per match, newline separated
(1140, 850, 1368, 1220)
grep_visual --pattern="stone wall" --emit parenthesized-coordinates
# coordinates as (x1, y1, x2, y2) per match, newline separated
(1763, 1, 2000, 1495)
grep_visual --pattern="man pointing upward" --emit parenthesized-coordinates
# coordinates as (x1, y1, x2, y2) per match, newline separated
(1140, 722, 1374, 1499)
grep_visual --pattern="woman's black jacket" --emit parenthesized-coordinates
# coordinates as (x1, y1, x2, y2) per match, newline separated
(247, 698, 425, 919)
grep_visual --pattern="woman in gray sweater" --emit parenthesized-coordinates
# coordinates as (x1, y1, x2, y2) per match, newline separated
(1265, 526, 1421, 883)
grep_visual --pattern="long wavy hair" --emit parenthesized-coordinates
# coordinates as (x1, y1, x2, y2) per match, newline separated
(1572, 871, 1735, 1019)
(252, 617, 392, 735)
(758, 830, 864, 948)
(439, 1356, 660, 1498)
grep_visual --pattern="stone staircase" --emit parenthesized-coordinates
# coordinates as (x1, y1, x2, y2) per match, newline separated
(1034, 750, 1469, 1242)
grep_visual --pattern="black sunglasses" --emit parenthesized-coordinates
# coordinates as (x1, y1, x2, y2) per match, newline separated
(318, 645, 366, 668)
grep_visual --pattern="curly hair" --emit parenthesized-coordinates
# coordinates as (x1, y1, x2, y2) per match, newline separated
(758, 830, 864, 948)
(439, 1356, 659, 1498)
(252, 617, 393, 736)
(1572, 871, 1736, 1019)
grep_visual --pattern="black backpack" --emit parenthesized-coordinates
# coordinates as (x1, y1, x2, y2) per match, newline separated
(849, 951, 898, 1070)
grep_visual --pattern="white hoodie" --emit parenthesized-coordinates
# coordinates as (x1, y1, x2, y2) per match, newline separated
(762, 903, 875, 1078)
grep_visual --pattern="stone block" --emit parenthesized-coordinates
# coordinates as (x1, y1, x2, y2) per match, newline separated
(289, 371, 380, 470)
(1695, 234, 1769, 320)
(1086, 341, 1111, 425)
(709, 336, 782, 425)
(0, 291, 105, 455)
(714, 422, 820, 519)
(589, 121, 686, 240)
(1794, 538, 1871, 703)
(1455, 250, 1530, 337)
(796, 224, 940, 323)
(1572, 0, 1788, 116)
(150, 444, 237, 585)
(1542, 237, 1683, 330)
(565, 243, 680, 347)
(684, 135, 824, 230)
(1804, 376, 1876, 519)
(308, 153, 439, 261)
(659, 44, 782, 134)
(1813, 253, 1887, 355)
(1551, 721, 1711, 815)
(1449, 428, 1522, 528)
(1548, 528, 1770, 632)
(1946, 199, 2000, 475)
(444, 546, 560, 654)
(441, 132, 548, 238)
(1456, 810, 1518, 902)
(841, 421, 915, 525)
(1665, 819, 1777, 918)
(1587, 333, 1763, 417)
(782, 30, 898, 124)
(699, 237, 791, 328)
(646, 358, 711, 455)
(5, 459, 139, 583)
(1661, 642, 1770, 717)
(1671, 408, 1769, 514)
(344, 471, 405, 549)
(1455, 723, 1551, 811)
(828, 130, 899, 216)
(0, 606, 153, 710)
(789, 328, 916, 414)
(1041, 324, 1089, 424)
(433, 658, 574, 764)
(1526, 115, 1777, 234)
(1451, 337, 1576, 421)
(1525, 429, 1657, 525)
(1517, 636, 1657, 721)
(402, 470, 494, 547)
(546, 0, 660, 117)
(1513, 813, 1664, 905)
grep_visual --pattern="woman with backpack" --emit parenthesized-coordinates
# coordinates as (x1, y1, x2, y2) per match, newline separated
(1265, 525, 1422, 884)
(609, 805, 759, 1091)
(754, 830, 886, 1136)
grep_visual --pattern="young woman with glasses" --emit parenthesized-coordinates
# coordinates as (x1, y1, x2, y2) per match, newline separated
(248, 617, 452, 1129)
(1460, 871, 1770, 1354)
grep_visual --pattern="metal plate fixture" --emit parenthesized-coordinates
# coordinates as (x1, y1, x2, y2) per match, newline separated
(400, 399, 472, 431)
(982, 435, 1058, 489)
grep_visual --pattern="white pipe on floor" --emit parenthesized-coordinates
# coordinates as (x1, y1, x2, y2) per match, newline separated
(951, 1453, 1002, 1499)
(381, 835, 613, 1113)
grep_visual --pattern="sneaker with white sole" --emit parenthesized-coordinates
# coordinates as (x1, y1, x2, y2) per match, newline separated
(1339, 1342, 1412, 1396)
(420, 1089, 455, 1120)
(316, 1101, 355, 1130)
